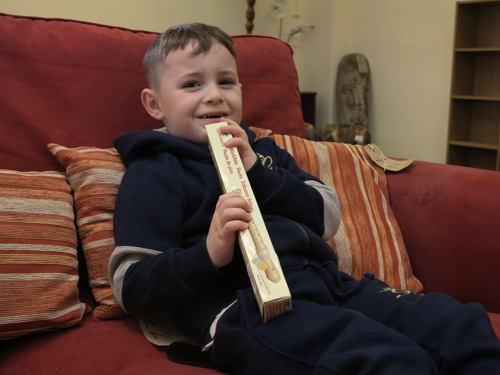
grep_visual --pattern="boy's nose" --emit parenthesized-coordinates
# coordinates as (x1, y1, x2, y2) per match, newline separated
(205, 85, 224, 103)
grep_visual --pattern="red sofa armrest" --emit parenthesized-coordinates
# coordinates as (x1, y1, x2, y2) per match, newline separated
(386, 161, 500, 313)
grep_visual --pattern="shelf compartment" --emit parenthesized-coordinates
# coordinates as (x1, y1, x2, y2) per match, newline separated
(455, 1, 500, 49)
(447, 144, 498, 171)
(448, 99, 500, 146)
(451, 52, 500, 97)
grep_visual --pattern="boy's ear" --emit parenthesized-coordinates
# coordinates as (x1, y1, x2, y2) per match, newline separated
(141, 88, 164, 120)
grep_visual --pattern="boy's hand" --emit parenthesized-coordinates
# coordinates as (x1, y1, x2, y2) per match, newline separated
(206, 192, 252, 268)
(219, 119, 257, 172)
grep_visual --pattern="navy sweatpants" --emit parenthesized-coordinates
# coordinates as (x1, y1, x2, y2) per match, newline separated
(210, 257, 500, 375)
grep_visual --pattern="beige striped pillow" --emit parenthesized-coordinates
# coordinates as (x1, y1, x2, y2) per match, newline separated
(48, 144, 127, 320)
(0, 169, 88, 339)
(270, 135, 423, 293)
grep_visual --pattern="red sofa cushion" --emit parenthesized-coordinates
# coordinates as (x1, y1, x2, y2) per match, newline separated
(0, 315, 224, 375)
(0, 13, 304, 173)
(0, 312, 498, 375)
(234, 35, 303, 140)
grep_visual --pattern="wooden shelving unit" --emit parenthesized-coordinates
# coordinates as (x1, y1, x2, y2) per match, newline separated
(446, 0, 500, 171)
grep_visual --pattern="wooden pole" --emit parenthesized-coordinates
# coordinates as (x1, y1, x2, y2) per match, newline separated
(246, 0, 256, 34)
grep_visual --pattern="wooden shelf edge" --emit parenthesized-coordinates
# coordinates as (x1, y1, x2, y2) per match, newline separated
(448, 140, 499, 150)
(451, 95, 500, 101)
(455, 47, 500, 52)
(457, 0, 500, 6)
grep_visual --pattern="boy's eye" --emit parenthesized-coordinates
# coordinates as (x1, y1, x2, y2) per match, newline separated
(219, 79, 234, 86)
(183, 82, 200, 89)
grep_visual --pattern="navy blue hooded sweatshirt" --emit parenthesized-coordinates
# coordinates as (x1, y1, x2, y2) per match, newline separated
(109, 125, 340, 342)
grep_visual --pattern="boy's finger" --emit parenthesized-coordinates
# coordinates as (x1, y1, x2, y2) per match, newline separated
(217, 193, 251, 211)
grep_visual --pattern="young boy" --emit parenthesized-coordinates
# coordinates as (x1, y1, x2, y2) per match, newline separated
(109, 23, 500, 374)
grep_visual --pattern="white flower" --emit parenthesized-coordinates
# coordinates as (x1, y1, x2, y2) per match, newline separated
(285, 25, 314, 44)
(271, 0, 288, 19)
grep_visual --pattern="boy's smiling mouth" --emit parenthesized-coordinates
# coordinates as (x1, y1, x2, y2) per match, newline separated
(199, 113, 226, 119)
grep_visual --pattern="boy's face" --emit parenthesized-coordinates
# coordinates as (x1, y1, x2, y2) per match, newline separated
(144, 41, 242, 146)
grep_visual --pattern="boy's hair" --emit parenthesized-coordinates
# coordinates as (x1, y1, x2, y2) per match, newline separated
(143, 22, 236, 89)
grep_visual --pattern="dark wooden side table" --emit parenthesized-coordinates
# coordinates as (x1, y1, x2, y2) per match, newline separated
(300, 92, 316, 125)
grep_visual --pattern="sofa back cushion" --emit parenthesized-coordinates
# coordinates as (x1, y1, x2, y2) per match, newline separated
(0, 13, 304, 172)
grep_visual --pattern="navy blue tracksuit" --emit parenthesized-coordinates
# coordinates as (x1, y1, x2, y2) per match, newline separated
(110, 125, 500, 374)
(212, 256, 500, 374)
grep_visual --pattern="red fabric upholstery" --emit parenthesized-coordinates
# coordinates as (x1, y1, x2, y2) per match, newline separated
(0, 312, 497, 375)
(0, 13, 304, 173)
(0, 14, 157, 172)
(387, 161, 500, 313)
(0, 315, 224, 375)
(234, 35, 303, 140)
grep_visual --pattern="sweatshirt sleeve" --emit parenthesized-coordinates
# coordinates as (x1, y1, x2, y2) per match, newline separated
(108, 160, 221, 316)
(247, 138, 340, 240)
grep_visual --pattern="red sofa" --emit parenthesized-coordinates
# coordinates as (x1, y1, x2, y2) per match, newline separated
(0, 13, 498, 375)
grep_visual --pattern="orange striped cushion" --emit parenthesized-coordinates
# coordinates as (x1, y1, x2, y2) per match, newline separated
(48, 144, 127, 320)
(0, 169, 88, 339)
(270, 135, 423, 292)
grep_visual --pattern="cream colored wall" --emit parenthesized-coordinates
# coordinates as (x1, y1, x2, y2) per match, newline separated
(348, 0, 456, 163)
(2, 0, 457, 163)
(1, 0, 248, 34)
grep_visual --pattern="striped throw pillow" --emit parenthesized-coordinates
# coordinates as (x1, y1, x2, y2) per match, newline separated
(48, 144, 127, 320)
(0, 169, 88, 339)
(270, 135, 423, 293)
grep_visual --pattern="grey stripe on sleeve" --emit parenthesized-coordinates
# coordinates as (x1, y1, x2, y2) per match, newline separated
(108, 246, 162, 312)
(305, 180, 341, 240)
